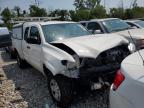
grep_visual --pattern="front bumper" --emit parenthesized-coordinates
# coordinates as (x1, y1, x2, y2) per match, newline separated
(110, 85, 134, 108)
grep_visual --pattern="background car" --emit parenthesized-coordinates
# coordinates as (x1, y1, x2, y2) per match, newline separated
(125, 20, 144, 29)
(0, 27, 11, 48)
(110, 49, 144, 108)
(79, 18, 144, 50)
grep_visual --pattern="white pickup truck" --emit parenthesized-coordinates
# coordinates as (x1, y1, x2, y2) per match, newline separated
(12, 21, 131, 106)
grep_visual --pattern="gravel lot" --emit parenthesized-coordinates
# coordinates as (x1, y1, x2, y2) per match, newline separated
(0, 48, 109, 108)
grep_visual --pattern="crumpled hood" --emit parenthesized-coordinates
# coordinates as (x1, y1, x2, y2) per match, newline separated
(52, 34, 128, 58)
(114, 29, 144, 39)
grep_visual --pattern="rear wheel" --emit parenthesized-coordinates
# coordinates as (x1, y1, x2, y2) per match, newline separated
(16, 54, 26, 69)
(10, 51, 16, 59)
(48, 75, 74, 107)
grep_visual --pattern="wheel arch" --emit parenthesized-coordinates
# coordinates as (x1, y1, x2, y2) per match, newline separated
(43, 64, 55, 77)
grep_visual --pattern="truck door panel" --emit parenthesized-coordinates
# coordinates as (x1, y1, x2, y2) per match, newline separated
(22, 27, 30, 61)
(27, 26, 42, 71)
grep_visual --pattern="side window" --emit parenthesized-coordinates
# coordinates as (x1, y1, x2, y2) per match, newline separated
(127, 22, 138, 28)
(30, 26, 40, 39)
(81, 23, 86, 27)
(87, 22, 102, 31)
(24, 27, 29, 41)
(87, 22, 103, 34)
(28, 26, 41, 44)
(12, 27, 22, 39)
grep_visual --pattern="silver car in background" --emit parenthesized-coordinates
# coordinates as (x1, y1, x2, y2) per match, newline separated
(79, 18, 144, 50)
(125, 20, 144, 29)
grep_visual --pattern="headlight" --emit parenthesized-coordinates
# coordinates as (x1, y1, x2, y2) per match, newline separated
(128, 43, 136, 53)
(66, 61, 78, 70)
(61, 54, 80, 70)
(61, 60, 78, 70)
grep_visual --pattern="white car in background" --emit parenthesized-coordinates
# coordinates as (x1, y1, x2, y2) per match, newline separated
(0, 27, 11, 48)
(125, 20, 144, 29)
(110, 49, 144, 108)
(80, 18, 144, 50)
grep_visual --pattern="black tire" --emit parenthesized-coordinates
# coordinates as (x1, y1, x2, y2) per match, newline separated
(48, 75, 74, 107)
(16, 54, 26, 69)
(10, 51, 16, 59)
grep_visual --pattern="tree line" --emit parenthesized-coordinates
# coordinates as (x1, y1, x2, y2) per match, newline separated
(1, 0, 144, 29)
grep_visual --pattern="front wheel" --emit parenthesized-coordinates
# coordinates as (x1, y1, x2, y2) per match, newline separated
(48, 75, 74, 107)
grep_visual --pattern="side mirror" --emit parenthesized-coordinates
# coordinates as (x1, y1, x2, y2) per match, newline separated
(94, 30, 102, 34)
(88, 30, 93, 34)
(27, 37, 40, 44)
(88, 29, 102, 34)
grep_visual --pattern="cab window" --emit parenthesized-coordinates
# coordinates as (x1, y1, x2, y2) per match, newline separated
(24, 27, 29, 40)
(87, 22, 102, 31)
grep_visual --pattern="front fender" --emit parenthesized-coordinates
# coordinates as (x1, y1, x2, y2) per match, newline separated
(42, 44, 76, 76)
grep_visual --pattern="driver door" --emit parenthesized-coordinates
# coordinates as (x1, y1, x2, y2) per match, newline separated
(26, 26, 42, 71)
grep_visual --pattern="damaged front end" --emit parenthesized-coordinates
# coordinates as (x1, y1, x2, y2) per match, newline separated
(50, 35, 131, 90)
(79, 44, 129, 84)
(61, 44, 130, 90)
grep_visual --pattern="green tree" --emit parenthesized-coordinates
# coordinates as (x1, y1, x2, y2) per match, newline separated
(1, 8, 11, 23)
(109, 8, 125, 19)
(50, 9, 70, 21)
(90, 5, 107, 19)
(132, 7, 144, 18)
(132, 0, 138, 8)
(124, 9, 133, 19)
(22, 10, 27, 17)
(73, 0, 106, 21)
(29, 5, 47, 17)
(85, 0, 101, 9)
(74, 0, 85, 10)
(1, 8, 12, 29)
(75, 9, 90, 21)
(14, 6, 21, 17)
(69, 10, 78, 21)
(74, 0, 101, 10)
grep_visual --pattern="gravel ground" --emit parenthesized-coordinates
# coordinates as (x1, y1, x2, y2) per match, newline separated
(0, 48, 109, 108)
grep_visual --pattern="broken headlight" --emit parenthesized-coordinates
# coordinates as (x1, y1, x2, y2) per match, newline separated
(128, 43, 136, 53)
(61, 54, 80, 70)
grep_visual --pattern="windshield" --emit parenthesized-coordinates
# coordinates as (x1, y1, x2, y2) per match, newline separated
(103, 19, 130, 32)
(42, 23, 90, 43)
(135, 21, 144, 28)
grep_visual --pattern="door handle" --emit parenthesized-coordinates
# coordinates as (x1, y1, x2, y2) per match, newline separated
(27, 46, 30, 49)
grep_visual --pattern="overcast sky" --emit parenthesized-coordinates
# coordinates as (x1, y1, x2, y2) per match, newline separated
(0, 0, 144, 11)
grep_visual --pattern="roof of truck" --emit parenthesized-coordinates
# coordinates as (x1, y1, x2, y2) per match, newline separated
(125, 20, 140, 23)
(40, 21, 75, 25)
(13, 21, 76, 28)
(79, 18, 119, 23)
(90, 18, 119, 22)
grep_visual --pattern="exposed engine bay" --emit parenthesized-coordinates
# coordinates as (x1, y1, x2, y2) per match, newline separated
(78, 45, 130, 87)
(52, 43, 130, 90)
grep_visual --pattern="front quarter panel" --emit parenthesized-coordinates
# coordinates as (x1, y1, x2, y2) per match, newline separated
(42, 44, 76, 76)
